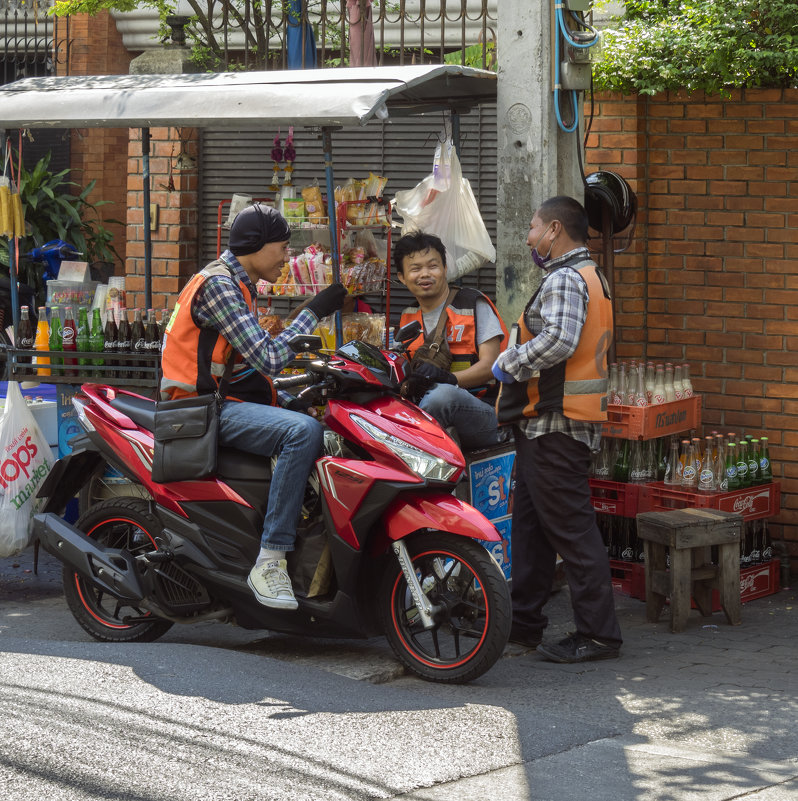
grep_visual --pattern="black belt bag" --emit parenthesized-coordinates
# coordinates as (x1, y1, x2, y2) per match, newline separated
(151, 349, 235, 484)
(152, 393, 221, 484)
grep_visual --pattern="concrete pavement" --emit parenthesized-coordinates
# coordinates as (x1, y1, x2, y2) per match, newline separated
(1, 544, 797, 800)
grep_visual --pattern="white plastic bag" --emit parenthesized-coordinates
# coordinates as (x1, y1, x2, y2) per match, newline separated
(394, 139, 496, 280)
(0, 382, 53, 558)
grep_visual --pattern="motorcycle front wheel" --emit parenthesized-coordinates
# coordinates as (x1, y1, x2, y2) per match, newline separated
(63, 498, 173, 643)
(378, 532, 511, 683)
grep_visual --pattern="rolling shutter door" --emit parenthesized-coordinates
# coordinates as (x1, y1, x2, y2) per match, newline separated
(198, 103, 497, 326)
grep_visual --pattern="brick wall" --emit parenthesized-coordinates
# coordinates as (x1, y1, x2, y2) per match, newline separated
(125, 127, 199, 312)
(586, 88, 798, 564)
(66, 12, 132, 267)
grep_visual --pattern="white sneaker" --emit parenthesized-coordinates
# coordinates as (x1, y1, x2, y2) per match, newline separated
(247, 559, 298, 610)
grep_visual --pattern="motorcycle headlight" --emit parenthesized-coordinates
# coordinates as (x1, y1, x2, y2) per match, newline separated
(351, 415, 458, 482)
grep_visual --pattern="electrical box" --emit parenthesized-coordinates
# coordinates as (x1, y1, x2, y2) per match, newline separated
(565, 0, 592, 10)
(560, 61, 592, 91)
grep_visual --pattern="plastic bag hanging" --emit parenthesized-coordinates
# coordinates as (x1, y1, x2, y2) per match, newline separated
(0, 382, 54, 557)
(393, 138, 496, 280)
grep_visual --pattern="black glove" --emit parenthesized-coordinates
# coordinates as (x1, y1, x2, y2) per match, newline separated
(306, 282, 347, 320)
(285, 395, 315, 414)
(412, 361, 458, 387)
(401, 373, 433, 404)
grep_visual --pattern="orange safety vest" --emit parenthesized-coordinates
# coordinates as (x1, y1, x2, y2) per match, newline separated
(399, 287, 509, 374)
(160, 261, 276, 405)
(496, 260, 613, 424)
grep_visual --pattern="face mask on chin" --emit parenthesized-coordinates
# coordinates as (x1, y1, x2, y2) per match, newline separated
(531, 223, 555, 269)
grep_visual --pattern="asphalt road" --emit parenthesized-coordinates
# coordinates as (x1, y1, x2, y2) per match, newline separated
(1, 546, 797, 801)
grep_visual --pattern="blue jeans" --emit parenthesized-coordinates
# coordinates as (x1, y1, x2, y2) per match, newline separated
(419, 383, 502, 451)
(218, 401, 323, 551)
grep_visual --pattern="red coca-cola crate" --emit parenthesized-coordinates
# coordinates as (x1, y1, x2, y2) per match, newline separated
(638, 482, 780, 521)
(609, 558, 646, 599)
(590, 479, 643, 517)
(690, 559, 781, 611)
(602, 395, 702, 440)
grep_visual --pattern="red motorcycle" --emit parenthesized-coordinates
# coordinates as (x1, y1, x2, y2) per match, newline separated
(33, 325, 511, 683)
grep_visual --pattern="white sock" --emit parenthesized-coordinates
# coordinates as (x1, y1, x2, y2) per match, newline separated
(256, 547, 284, 567)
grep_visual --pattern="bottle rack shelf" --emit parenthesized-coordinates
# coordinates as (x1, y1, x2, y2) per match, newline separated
(5, 348, 161, 388)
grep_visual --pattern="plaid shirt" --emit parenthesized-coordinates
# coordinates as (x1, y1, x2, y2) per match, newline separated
(496, 247, 603, 451)
(193, 250, 319, 404)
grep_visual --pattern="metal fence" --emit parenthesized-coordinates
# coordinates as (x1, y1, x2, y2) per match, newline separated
(116, 1, 497, 73)
(0, 0, 68, 84)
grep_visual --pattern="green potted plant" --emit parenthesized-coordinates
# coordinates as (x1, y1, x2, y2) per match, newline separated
(0, 151, 123, 307)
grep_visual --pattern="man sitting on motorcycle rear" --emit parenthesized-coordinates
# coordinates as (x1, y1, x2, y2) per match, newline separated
(395, 231, 509, 450)
(160, 204, 346, 610)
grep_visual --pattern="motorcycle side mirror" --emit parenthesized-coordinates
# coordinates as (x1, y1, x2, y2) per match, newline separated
(394, 321, 421, 345)
(288, 335, 324, 354)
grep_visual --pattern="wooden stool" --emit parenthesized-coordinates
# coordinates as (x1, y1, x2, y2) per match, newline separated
(636, 508, 742, 633)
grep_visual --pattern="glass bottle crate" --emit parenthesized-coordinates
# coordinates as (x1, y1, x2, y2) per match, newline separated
(638, 481, 781, 522)
(602, 395, 702, 440)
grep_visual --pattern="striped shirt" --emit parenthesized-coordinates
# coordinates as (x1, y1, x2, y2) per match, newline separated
(193, 250, 319, 403)
(496, 247, 603, 451)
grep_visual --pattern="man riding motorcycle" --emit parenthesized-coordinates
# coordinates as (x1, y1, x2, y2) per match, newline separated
(160, 203, 346, 610)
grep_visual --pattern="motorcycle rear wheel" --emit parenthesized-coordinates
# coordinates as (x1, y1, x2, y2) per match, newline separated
(63, 498, 173, 643)
(378, 532, 511, 683)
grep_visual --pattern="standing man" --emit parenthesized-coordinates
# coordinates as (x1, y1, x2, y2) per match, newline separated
(395, 231, 508, 451)
(492, 195, 622, 663)
(161, 204, 346, 610)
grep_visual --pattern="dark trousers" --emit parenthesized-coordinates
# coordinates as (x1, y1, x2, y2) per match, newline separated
(511, 430, 622, 645)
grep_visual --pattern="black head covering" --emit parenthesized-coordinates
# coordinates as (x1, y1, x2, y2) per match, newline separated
(228, 204, 291, 256)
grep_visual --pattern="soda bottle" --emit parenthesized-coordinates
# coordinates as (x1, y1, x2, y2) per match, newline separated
(651, 364, 666, 405)
(681, 363, 694, 398)
(117, 308, 132, 380)
(131, 308, 147, 381)
(89, 308, 105, 376)
(615, 362, 627, 405)
(761, 520, 773, 562)
(104, 309, 119, 380)
(664, 363, 676, 402)
(49, 306, 63, 376)
(145, 308, 160, 353)
(736, 439, 750, 488)
(645, 362, 655, 405)
(758, 437, 773, 484)
(747, 438, 760, 486)
(663, 437, 681, 485)
(607, 363, 618, 407)
(629, 440, 647, 483)
(159, 307, 170, 341)
(697, 436, 715, 492)
(673, 365, 683, 401)
(681, 441, 699, 488)
(17, 305, 35, 376)
(593, 436, 612, 480)
(725, 443, 740, 490)
(612, 439, 630, 483)
(33, 306, 50, 377)
(76, 307, 91, 370)
(62, 305, 78, 376)
(633, 365, 647, 407)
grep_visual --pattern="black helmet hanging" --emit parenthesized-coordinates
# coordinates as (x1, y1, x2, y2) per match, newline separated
(584, 171, 635, 236)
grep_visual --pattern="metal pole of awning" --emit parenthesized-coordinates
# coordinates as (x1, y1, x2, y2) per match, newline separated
(142, 128, 153, 311)
(321, 126, 343, 348)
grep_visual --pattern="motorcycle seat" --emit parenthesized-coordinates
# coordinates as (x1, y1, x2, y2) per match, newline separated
(109, 393, 156, 430)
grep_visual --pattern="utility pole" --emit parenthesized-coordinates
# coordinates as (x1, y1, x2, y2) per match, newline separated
(495, 1, 587, 324)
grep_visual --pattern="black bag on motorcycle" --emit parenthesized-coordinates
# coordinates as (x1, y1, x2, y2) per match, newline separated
(151, 394, 220, 483)
(151, 352, 234, 484)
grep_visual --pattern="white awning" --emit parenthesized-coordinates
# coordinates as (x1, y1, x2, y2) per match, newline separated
(0, 64, 497, 129)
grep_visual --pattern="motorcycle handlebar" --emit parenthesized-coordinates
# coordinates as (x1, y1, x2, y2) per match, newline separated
(272, 372, 315, 390)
